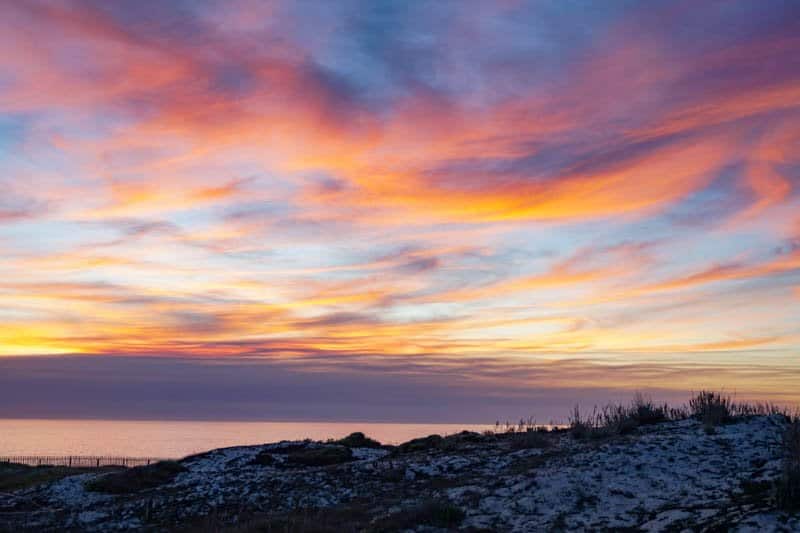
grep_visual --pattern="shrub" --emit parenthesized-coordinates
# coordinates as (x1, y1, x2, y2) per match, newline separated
(511, 430, 553, 450)
(448, 430, 488, 443)
(568, 405, 613, 440)
(777, 418, 800, 511)
(731, 401, 787, 418)
(569, 405, 630, 440)
(629, 393, 668, 426)
(218, 500, 464, 533)
(600, 404, 638, 435)
(85, 461, 186, 494)
(0, 462, 119, 492)
(396, 434, 444, 454)
(568, 394, 671, 440)
(250, 451, 275, 466)
(569, 405, 597, 440)
(372, 500, 465, 530)
(689, 391, 732, 430)
(561, 392, 788, 441)
(285, 446, 353, 467)
(333, 432, 383, 449)
(438, 431, 492, 452)
(223, 504, 371, 533)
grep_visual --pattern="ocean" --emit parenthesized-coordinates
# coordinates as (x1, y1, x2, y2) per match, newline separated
(0, 419, 493, 459)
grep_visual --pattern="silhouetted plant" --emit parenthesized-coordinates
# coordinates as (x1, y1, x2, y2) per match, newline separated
(396, 434, 444, 453)
(629, 393, 668, 426)
(689, 391, 732, 431)
(568, 405, 594, 439)
(568, 405, 614, 439)
(333, 432, 383, 449)
(568, 395, 670, 439)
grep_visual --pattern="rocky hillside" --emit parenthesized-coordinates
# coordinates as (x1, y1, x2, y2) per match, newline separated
(1, 414, 798, 532)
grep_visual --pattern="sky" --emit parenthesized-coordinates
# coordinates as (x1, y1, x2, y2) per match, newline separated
(0, 0, 799, 422)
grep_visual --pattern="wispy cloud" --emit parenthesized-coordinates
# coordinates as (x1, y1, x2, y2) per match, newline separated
(0, 1, 799, 412)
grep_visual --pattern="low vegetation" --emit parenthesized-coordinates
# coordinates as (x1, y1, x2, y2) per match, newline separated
(395, 434, 445, 454)
(285, 446, 354, 467)
(372, 500, 466, 530)
(215, 503, 372, 533)
(250, 439, 368, 468)
(777, 417, 800, 511)
(509, 429, 553, 450)
(568, 394, 669, 440)
(332, 432, 383, 449)
(3, 390, 799, 532)
(85, 460, 186, 494)
(563, 392, 800, 515)
(194, 499, 464, 533)
(250, 450, 276, 466)
(389, 431, 491, 456)
(689, 391, 733, 432)
(567, 391, 792, 440)
(0, 461, 118, 492)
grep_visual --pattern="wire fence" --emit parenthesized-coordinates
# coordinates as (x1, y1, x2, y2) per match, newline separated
(0, 456, 166, 468)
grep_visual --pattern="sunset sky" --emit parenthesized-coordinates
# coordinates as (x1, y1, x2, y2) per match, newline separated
(1, 1, 799, 421)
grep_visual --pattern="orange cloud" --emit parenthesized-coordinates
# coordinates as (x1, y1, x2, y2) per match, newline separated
(0, 2, 193, 112)
(418, 243, 650, 304)
(1, 0, 799, 419)
(643, 250, 800, 294)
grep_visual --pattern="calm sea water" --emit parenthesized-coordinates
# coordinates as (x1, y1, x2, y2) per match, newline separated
(0, 419, 492, 458)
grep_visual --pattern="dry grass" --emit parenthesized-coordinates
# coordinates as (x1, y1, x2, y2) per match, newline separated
(567, 391, 794, 440)
(686, 391, 791, 433)
(689, 391, 732, 432)
(568, 394, 668, 439)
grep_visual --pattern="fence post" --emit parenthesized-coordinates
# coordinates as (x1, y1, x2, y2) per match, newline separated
(4, 455, 161, 467)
